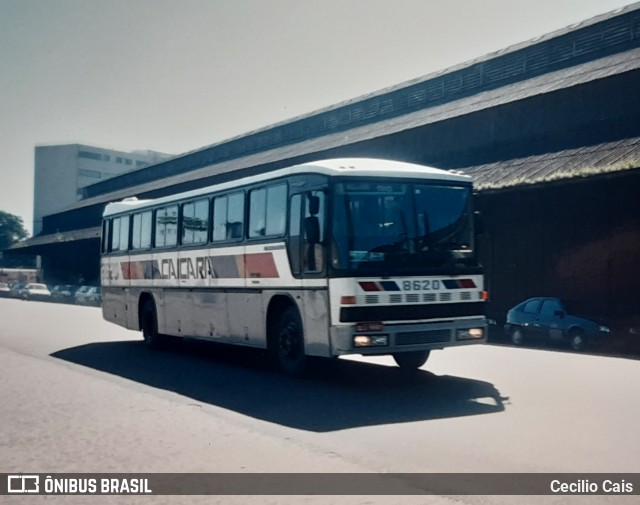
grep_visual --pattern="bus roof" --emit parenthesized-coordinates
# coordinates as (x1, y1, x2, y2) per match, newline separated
(103, 158, 471, 217)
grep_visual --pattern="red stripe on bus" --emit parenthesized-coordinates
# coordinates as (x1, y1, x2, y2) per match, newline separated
(359, 281, 381, 292)
(244, 252, 279, 278)
(120, 262, 135, 280)
(121, 261, 155, 280)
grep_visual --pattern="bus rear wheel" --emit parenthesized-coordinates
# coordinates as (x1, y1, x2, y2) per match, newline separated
(392, 350, 430, 370)
(270, 307, 307, 377)
(140, 299, 164, 349)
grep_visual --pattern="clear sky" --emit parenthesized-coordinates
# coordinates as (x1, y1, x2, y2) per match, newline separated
(0, 0, 634, 234)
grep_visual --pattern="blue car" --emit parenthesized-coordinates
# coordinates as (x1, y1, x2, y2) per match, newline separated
(504, 297, 611, 351)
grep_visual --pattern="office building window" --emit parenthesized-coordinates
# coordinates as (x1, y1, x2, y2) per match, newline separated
(78, 150, 102, 161)
(78, 169, 102, 179)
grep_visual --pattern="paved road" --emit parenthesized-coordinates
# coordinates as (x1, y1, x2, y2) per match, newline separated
(0, 298, 638, 504)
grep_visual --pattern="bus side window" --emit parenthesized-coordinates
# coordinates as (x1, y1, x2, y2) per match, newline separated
(304, 191, 325, 273)
(132, 211, 152, 250)
(212, 196, 227, 242)
(182, 199, 209, 245)
(120, 215, 130, 251)
(213, 193, 245, 242)
(111, 217, 120, 252)
(140, 211, 152, 249)
(155, 205, 178, 248)
(101, 220, 109, 254)
(249, 184, 287, 238)
(109, 215, 129, 252)
(227, 193, 244, 240)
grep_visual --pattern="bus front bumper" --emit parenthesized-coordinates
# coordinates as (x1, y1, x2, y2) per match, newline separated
(330, 317, 487, 356)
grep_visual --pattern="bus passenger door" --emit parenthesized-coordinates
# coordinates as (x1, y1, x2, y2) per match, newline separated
(293, 191, 331, 356)
(288, 191, 326, 276)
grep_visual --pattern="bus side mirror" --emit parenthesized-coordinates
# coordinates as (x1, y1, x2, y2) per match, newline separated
(308, 195, 320, 216)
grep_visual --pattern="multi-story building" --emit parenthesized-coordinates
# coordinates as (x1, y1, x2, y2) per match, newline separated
(33, 144, 172, 234)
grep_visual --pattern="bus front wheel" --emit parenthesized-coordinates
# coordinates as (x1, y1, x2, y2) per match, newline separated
(270, 307, 307, 376)
(392, 350, 430, 370)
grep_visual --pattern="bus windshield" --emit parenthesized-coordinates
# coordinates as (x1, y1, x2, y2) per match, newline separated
(332, 180, 476, 274)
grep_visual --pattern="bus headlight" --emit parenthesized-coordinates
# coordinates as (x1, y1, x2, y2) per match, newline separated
(354, 335, 389, 347)
(457, 328, 484, 340)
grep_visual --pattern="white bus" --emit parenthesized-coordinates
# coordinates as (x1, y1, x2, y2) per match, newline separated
(101, 158, 487, 375)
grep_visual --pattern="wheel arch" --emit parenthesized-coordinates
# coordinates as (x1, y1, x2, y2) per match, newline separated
(566, 325, 586, 338)
(266, 293, 300, 339)
(266, 293, 307, 376)
(138, 291, 156, 330)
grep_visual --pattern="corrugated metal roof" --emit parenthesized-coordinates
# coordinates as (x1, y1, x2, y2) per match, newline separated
(467, 136, 640, 190)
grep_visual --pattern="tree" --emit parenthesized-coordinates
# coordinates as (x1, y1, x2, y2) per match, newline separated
(0, 210, 29, 251)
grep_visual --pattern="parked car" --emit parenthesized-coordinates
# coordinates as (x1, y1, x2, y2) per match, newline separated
(74, 285, 90, 304)
(50, 284, 79, 303)
(505, 297, 611, 351)
(0, 282, 10, 297)
(8, 283, 26, 299)
(20, 283, 52, 301)
(75, 286, 101, 306)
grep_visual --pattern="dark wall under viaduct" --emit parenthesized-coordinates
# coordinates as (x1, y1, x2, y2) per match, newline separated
(477, 169, 640, 334)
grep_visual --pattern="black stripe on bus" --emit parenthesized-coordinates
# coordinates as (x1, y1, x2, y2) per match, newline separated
(339, 302, 485, 323)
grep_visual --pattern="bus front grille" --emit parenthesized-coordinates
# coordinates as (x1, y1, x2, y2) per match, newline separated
(395, 329, 451, 346)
